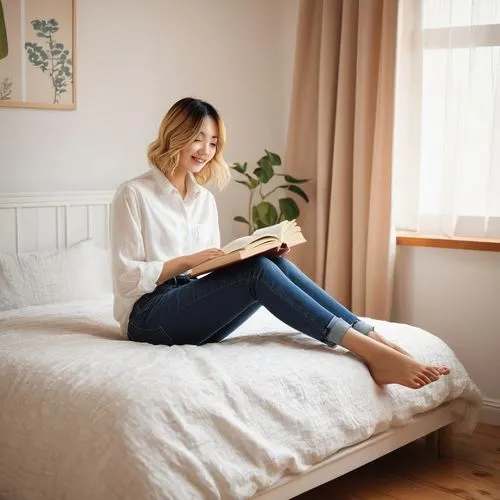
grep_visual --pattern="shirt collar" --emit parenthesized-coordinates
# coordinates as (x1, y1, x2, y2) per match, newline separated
(151, 166, 202, 200)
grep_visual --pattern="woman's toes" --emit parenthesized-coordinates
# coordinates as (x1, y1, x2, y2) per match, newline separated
(424, 368, 440, 381)
(412, 378, 423, 389)
(418, 373, 432, 386)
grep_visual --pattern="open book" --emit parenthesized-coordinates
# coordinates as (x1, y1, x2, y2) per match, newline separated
(189, 219, 306, 277)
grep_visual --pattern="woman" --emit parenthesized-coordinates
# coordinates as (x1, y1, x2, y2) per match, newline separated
(110, 97, 449, 389)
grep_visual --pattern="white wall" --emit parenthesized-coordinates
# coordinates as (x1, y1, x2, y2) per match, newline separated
(0, 0, 299, 245)
(392, 246, 500, 423)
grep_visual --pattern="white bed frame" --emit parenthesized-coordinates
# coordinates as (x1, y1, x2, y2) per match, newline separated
(0, 191, 457, 500)
(0, 191, 114, 254)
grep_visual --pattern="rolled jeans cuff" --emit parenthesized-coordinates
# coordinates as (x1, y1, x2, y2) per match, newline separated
(322, 317, 352, 347)
(353, 319, 374, 335)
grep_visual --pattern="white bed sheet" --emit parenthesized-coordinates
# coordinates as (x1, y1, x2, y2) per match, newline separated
(0, 296, 482, 500)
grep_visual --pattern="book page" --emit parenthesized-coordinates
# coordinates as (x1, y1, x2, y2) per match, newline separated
(221, 235, 255, 254)
(283, 223, 302, 241)
(284, 226, 306, 246)
(221, 220, 294, 254)
(252, 220, 294, 240)
(190, 220, 305, 277)
(245, 236, 281, 251)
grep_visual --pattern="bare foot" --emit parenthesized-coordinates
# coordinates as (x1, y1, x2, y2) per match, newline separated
(340, 329, 450, 389)
(367, 330, 412, 357)
(367, 331, 450, 376)
(366, 346, 450, 388)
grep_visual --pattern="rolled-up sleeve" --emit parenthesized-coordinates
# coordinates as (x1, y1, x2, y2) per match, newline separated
(110, 186, 163, 299)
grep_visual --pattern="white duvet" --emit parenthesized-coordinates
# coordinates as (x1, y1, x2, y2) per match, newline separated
(0, 296, 482, 500)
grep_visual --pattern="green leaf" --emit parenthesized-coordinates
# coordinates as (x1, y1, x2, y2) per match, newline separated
(253, 163, 273, 183)
(256, 156, 272, 170)
(235, 180, 252, 189)
(255, 155, 274, 183)
(245, 174, 260, 189)
(232, 162, 246, 174)
(265, 150, 282, 166)
(279, 197, 300, 220)
(0, 1, 8, 60)
(233, 216, 250, 226)
(252, 201, 278, 227)
(288, 184, 309, 202)
(284, 174, 309, 184)
(253, 219, 268, 230)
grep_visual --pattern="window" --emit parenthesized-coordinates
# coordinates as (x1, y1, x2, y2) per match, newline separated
(394, 0, 500, 239)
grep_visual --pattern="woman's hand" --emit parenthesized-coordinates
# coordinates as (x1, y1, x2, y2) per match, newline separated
(276, 244, 290, 257)
(158, 249, 224, 285)
(187, 248, 224, 269)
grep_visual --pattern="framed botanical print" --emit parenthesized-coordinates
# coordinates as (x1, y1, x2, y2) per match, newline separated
(0, 0, 76, 110)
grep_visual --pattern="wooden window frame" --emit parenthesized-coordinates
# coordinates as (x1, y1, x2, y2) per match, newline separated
(396, 232, 500, 252)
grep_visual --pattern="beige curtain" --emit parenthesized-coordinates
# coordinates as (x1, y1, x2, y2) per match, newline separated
(285, 0, 398, 320)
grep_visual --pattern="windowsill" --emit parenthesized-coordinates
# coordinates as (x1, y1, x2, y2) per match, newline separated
(396, 232, 500, 252)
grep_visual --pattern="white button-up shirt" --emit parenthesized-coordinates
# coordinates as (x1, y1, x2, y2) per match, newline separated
(110, 166, 220, 334)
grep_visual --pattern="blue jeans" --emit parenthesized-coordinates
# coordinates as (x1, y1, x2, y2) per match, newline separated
(127, 256, 374, 347)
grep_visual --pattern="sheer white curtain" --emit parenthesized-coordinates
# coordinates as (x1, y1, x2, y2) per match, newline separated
(394, 0, 500, 238)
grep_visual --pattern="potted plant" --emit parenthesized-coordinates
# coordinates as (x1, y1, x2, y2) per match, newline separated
(231, 150, 310, 235)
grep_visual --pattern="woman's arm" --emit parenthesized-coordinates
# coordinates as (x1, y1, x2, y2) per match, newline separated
(110, 186, 165, 298)
(157, 248, 223, 284)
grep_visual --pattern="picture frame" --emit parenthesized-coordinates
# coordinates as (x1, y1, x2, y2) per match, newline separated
(0, 0, 76, 110)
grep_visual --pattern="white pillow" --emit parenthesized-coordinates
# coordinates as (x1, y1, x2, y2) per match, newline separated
(0, 239, 112, 311)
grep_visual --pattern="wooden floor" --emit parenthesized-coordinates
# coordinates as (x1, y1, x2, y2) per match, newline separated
(295, 423, 500, 500)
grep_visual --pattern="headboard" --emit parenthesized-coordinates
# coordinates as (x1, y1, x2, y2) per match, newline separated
(0, 191, 115, 254)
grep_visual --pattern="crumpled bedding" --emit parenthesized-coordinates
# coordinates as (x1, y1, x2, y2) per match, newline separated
(0, 295, 482, 499)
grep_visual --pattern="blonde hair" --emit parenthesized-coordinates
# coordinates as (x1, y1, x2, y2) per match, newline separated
(147, 97, 231, 189)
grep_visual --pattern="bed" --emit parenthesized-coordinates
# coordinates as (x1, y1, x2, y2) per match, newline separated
(0, 192, 483, 500)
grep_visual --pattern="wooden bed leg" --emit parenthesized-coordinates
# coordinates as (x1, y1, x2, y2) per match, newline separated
(425, 430, 439, 457)
(437, 424, 454, 458)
